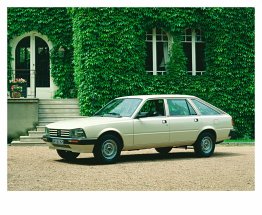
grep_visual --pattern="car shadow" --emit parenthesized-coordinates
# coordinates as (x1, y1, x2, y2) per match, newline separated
(55, 150, 243, 166)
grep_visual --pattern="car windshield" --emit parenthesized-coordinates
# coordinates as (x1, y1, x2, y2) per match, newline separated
(94, 98, 142, 117)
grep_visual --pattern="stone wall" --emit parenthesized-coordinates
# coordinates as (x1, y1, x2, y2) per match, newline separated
(8, 99, 39, 140)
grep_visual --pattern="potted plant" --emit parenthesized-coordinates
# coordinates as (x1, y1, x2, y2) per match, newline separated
(9, 78, 27, 98)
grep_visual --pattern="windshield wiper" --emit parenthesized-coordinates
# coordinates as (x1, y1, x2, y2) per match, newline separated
(103, 112, 122, 118)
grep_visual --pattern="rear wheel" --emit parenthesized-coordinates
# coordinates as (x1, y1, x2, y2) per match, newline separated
(93, 134, 122, 164)
(155, 147, 172, 154)
(56, 150, 80, 161)
(194, 132, 215, 157)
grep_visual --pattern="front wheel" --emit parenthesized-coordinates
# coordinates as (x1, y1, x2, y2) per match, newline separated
(56, 150, 80, 161)
(93, 134, 122, 164)
(194, 132, 215, 157)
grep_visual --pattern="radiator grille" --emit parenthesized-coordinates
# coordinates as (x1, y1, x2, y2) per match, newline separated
(49, 129, 70, 137)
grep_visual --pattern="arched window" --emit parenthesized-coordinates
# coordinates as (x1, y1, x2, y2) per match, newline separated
(146, 28, 170, 75)
(15, 35, 50, 88)
(15, 37, 31, 86)
(182, 28, 205, 75)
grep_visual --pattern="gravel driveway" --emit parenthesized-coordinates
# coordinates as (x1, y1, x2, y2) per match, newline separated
(7, 144, 254, 191)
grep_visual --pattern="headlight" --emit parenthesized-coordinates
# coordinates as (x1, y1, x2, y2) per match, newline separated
(71, 128, 86, 138)
(45, 127, 49, 135)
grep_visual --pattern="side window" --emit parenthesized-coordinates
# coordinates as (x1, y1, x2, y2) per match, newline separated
(138, 99, 165, 117)
(167, 99, 197, 116)
(191, 99, 220, 115)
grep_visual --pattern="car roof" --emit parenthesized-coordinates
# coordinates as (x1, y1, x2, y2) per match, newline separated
(117, 94, 196, 100)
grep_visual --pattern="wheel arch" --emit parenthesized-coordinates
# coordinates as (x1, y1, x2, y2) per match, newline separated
(197, 128, 217, 143)
(97, 130, 124, 150)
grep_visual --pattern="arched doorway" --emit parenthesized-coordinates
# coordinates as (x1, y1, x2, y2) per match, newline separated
(11, 32, 56, 98)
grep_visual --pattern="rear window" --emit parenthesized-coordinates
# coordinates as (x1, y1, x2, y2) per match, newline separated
(191, 99, 221, 115)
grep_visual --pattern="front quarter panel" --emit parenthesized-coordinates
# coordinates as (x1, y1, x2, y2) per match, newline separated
(83, 118, 134, 148)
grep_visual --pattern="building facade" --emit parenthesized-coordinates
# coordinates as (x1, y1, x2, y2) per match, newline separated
(7, 7, 255, 138)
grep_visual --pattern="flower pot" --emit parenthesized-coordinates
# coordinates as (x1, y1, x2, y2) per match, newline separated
(12, 91, 21, 98)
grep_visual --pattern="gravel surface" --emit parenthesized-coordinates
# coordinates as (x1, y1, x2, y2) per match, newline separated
(8, 145, 254, 191)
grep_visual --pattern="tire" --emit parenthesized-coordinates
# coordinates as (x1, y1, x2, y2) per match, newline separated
(155, 147, 172, 154)
(194, 132, 215, 157)
(93, 134, 122, 164)
(56, 150, 80, 161)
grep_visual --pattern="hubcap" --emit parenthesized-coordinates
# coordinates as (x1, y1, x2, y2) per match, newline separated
(102, 140, 117, 159)
(201, 136, 213, 153)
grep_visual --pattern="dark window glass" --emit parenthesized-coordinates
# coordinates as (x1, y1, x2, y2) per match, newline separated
(168, 99, 196, 116)
(196, 43, 205, 71)
(183, 43, 192, 71)
(191, 99, 221, 115)
(157, 42, 165, 71)
(138, 99, 165, 117)
(35, 36, 50, 87)
(186, 29, 192, 35)
(15, 36, 30, 87)
(146, 34, 152, 40)
(146, 42, 153, 71)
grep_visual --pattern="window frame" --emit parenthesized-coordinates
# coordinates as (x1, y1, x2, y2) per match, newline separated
(190, 99, 223, 116)
(146, 28, 172, 76)
(136, 99, 166, 118)
(167, 98, 198, 117)
(182, 28, 205, 76)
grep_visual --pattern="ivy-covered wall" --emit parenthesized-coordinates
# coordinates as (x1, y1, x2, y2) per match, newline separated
(70, 8, 254, 139)
(7, 8, 254, 138)
(7, 8, 76, 98)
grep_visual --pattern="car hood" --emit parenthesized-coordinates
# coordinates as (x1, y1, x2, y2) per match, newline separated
(46, 116, 130, 129)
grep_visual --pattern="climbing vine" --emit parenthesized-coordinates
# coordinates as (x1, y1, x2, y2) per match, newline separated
(7, 8, 76, 98)
(7, 8, 255, 138)
(70, 7, 254, 138)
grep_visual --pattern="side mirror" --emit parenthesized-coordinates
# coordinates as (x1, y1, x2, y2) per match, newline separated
(135, 112, 148, 119)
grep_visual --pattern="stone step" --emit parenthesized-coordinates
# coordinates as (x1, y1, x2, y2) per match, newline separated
(36, 126, 46, 132)
(39, 116, 84, 123)
(11, 99, 81, 146)
(11, 140, 46, 146)
(39, 113, 80, 118)
(38, 118, 85, 126)
(39, 104, 80, 109)
(39, 108, 80, 114)
(38, 122, 54, 126)
(19, 136, 46, 143)
(39, 99, 79, 105)
(28, 130, 45, 137)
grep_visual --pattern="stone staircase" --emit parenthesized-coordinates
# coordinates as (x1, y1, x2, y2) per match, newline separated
(11, 99, 82, 145)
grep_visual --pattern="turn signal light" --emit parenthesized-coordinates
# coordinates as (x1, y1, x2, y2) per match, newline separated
(68, 140, 79, 144)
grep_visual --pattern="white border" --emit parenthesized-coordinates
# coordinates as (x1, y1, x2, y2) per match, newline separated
(1, 1, 261, 215)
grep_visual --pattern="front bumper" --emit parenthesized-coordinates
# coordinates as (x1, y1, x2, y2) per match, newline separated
(43, 135, 97, 145)
(42, 135, 97, 153)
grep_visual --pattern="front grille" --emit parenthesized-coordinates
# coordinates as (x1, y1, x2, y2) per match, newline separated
(60, 130, 70, 137)
(49, 129, 70, 137)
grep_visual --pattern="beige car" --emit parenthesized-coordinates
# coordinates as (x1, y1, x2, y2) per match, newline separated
(43, 95, 234, 164)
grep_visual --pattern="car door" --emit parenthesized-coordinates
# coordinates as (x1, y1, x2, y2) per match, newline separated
(167, 98, 200, 146)
(133, 99, 169, 148)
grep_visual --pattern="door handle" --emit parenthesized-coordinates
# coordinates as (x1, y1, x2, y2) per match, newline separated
(194, 118, 199, 122)
(162, 120, 167, 124)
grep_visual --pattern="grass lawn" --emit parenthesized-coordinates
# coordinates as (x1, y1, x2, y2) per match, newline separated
(222, 138, 254, 146)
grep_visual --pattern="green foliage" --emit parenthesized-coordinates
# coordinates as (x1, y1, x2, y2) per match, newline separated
(7, 8, 254, 138)
(7, 8, 76, 98)
(71, 7, 254, 139)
